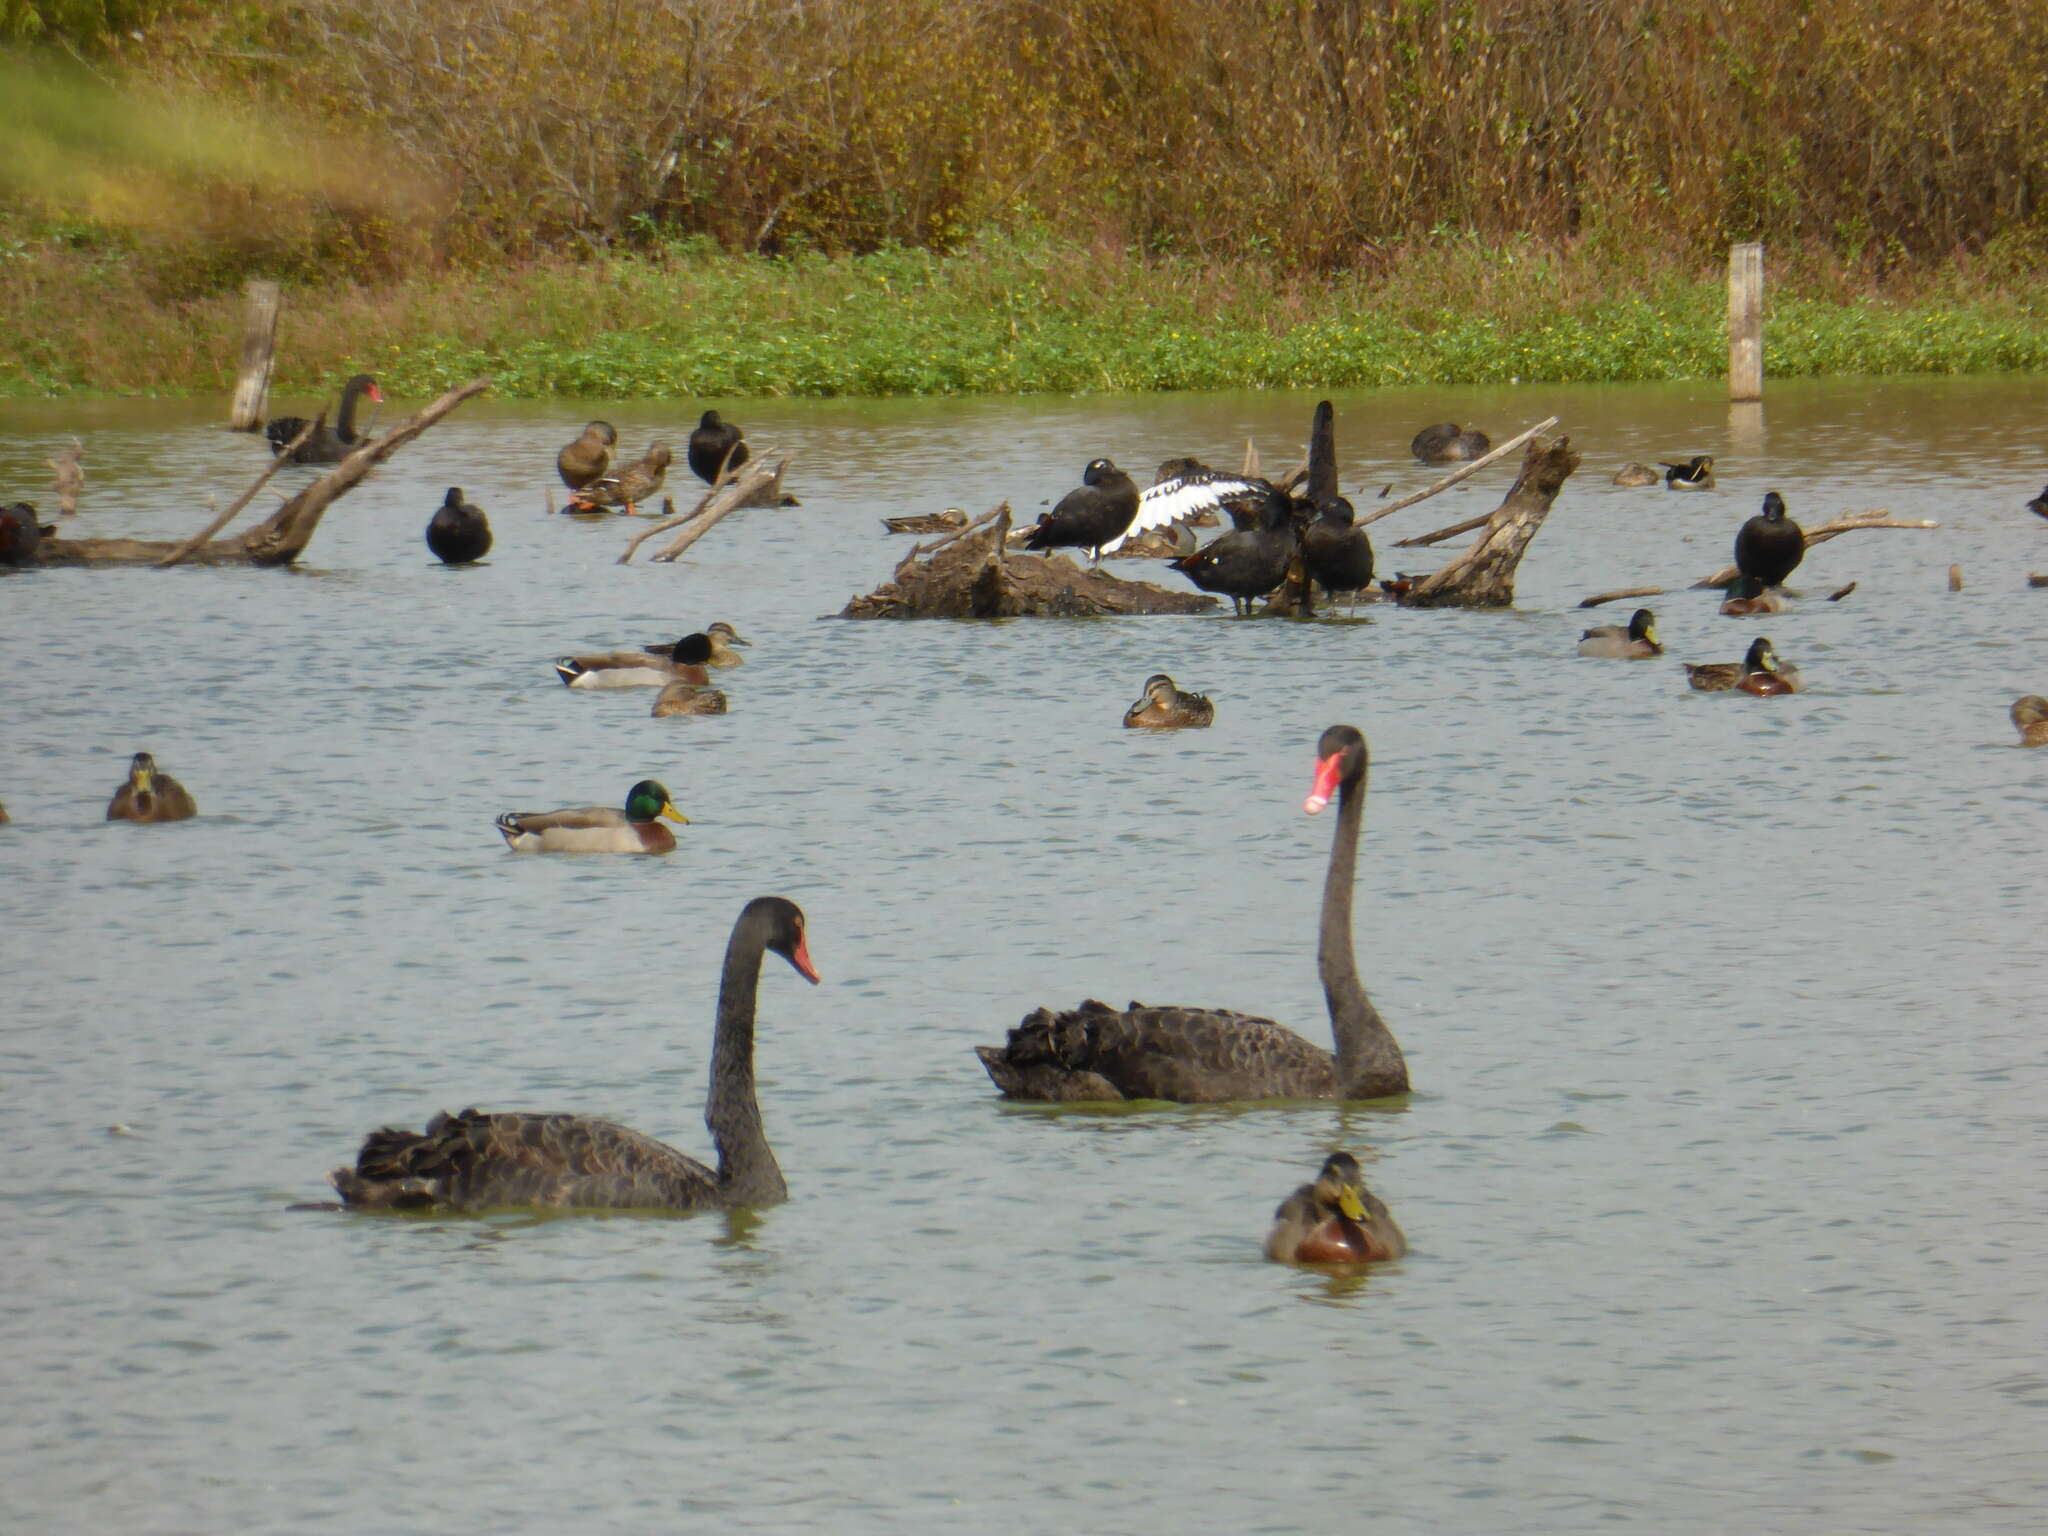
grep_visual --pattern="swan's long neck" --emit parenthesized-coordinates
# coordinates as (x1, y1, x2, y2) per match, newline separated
(336, 379, 368, 440)
(706, 914, 786, 1205)
(1320, 767, 1407, 1096)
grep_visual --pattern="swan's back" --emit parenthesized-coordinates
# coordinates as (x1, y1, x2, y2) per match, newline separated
(332, 1108, 720, 1212)
(976, 999, 1337, 1102)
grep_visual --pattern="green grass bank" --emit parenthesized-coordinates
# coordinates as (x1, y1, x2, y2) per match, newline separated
(7, 234, 2048, 401)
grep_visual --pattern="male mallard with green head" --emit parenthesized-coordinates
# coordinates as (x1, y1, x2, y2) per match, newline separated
(1577, 607, 1662, 658)
(496, 779, 688, 853)
(1719, 575, 1786, 616)
(1264, 1152, 1405, 1264)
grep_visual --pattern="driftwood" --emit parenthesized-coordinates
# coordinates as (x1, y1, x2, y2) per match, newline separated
(1693, 512, 1938, 587)
(616, 457, 788, 564)
(1398, 435, 1581, 609)
(1828, 582, 1858, 602)
(1395, 509, 1491, 549)
(33, 379, 492, 568)
(1358, 416, 1560, 530)
(841, 503, 1217, 618)
(1579, 586, 1666, 608)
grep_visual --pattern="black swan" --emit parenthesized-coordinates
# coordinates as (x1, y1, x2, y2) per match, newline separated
(688, 410, 751, 484)
(323, 897, 819, 1211)
(1297, 400, 1373, 605)
(1411, 422, 1490, 464)
(1168, 480, 1297, 616)
(0, 501, 47, 564)
(425, 487, 492, 564)
(1264, 1151, 1405, 1264)
(1577, 607, 1661, 659)
(1023, 458, 1141, 563)
(106, 751, 197, 823)
(557, 421, 617, 491)
(1098, 459, 1266, 556)
(1733, 491, 1805, 588)
(266, 374, 382, 463)
(975, 724, 1407, 1101)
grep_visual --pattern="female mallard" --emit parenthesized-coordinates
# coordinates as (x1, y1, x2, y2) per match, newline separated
(496, 779, 688, 854)
(569, 442, 671, 514)
(1411, 422, 1490, 464)
(1612, 462, 1660, 487)
(556, 632, 714, 689)
(2012, 696, 2048, 746)
(1718, 575, 1785, 615)
(106, 751, 197, 823)
(557, 421, 617, 492)
(319, 896, 818, 1212)
(687, 410, 751, 484)
(1684, 636, 1801, 693)
(882, 508, 968, 535)
(652, 682, 730, 717)
(265, 374, 382, 464)
(1662, 455, 1715, 490)
(1577, 607, 1662, 659)
(425, 487, 492, 565)
(1264, 1152, 1405, 1264)
(976, 724, 1407, 1102)
(1734, 491, 1805, 588)
(1123, 673, 1214, 729)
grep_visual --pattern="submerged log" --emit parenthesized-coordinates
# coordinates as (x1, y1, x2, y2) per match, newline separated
(1398, 435, 1581, 609)
(841, 503, 1217, 618)
(35, 379, 492, 569)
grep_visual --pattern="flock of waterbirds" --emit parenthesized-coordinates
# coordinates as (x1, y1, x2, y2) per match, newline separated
(10, 376, 2047, 1271)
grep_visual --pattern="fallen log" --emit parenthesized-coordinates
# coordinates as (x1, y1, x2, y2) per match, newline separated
(36, 379, 492, 568)
(841, 503, 1217, 618)
(1692, 512, 1938, 587)
(1579, 586, 1666, 608)
(616, 457, 789, 564)
(1398, 435, 1581, 609)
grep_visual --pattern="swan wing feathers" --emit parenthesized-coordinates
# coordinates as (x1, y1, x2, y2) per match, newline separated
(333, 1109, 717, 1210)
(978, 1000, 1337, 1102)
(1101, 472, 1268, 554)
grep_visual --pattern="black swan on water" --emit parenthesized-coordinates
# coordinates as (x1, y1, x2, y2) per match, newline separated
(1098, 459, 1266, 556)
(321, 897, 819, 1211)
(266, 374, 382, 463)
(1297, 400, 1373, 606)
(425, 487, 492, 564)
(688, 410, 750, 484)
(1733, 491, 1804, 588)
(976, 724, 1407, 1101)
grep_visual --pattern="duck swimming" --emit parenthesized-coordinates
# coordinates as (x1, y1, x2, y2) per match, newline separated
(652, 682, 730, 717)
(1264, 1152, 1405, 1264)
(687, 410, 750, 484)
(424, 487, 492, 564)
(2012, 696, 2048, 746)
(106, 751, 197, 823)
(1577, 607, 1662, 658)
(1661, 455, 1715, 490)
(320, 896, 818, 1212)
(1411, 422, 1490, 465)
(976, 724, 1407, 1102)
(556, 421, 617, 492)
(1684, 636, 1800, 693)
(1734, 491, 1805, 588)
(1023, 458, 1142, 564)
(496, 778, 688, 854)
(265, 374, 382, 464)
(1718, 575, 1786, 615)
(556, 632, 714, 688)
(1123, 673, 1214, 729)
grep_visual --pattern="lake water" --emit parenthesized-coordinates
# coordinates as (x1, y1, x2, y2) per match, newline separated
(3, 377, 2046, 1534)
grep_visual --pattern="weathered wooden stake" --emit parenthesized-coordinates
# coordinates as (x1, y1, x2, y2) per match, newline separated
(1728, 243, 1763, 402)
(228, 279, 282, 432)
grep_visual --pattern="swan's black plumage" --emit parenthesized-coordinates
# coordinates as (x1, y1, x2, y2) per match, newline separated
(1733, 491, 1805, 587)
(1297, 400, 1372, 599)
(0, 502, 45, 564)
(425, 487, 492, 564)
(1023, 458, 1142, 562)
(1168, 480, 1297, 615)
(687, 411, 750, 484)
(266, 374, 382, 463)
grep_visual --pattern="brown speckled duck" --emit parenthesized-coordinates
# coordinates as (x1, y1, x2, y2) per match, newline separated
(106, 752, 197, 823)
(1264, 1152, 1405, 1264)
(1122, 673, 1215, 729)
(556, 421, 617, 492)
(569, 441, 671, 514)
(2011, 696, 2048, 746)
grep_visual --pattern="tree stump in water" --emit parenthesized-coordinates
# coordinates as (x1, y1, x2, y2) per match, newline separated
(1398, 435, 1581, 608)
(840, 505, 1217, 618)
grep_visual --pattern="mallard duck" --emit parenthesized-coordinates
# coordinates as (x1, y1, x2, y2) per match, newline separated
(106, 751, 197, 823)
(1734, 491, 1805, 588)
(1577, 607, 1662, 658)
(1411, 422, 1490, 465)
(0, 501, 47, 564)
(1612, 462, 1660, 487)
(556, 421, 617, 492)
(1022, 458, 1142, 563)
(424, 487, 492, 564)
(1719, 575, 1786, 615)
(317, 897, 818, 1212)
(569, 442, 671, 513)
(1097, 458, 1263, 556)
(265, 374, 382, 463)
(1661, 455, 1715, 490)
(2027, 486, 2048, 520)
(1684, 636, 1800, 693)
(2011, 696, 2048, 746)
(687, 410, 750, 484)
(977, 725, 1407, 1102)
(1264, 1152, 1405, 1264)
(495, 779, 687, 853)
(882, 507, 968, 535)
(555, 632, 713, 688)
(1123, 673, 1214, 729)
(641, 623, 747, 668)
(652, 682, 730, 717)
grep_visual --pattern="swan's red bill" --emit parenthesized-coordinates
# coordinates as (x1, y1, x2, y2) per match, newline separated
(1305, 751, 1344, 814)
(789, 935, 821, 984)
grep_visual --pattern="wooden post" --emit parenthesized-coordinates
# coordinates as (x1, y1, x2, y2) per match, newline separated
(1728, 243, 1763, 402)
(228, 280, 282, 432)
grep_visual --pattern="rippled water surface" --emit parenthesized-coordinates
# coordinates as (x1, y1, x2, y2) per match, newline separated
(4, 377, 2047, 1533)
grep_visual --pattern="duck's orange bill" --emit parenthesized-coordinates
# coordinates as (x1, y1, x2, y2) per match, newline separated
(1305, 752, 1343, 814)
(790, 936, 822, 985)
